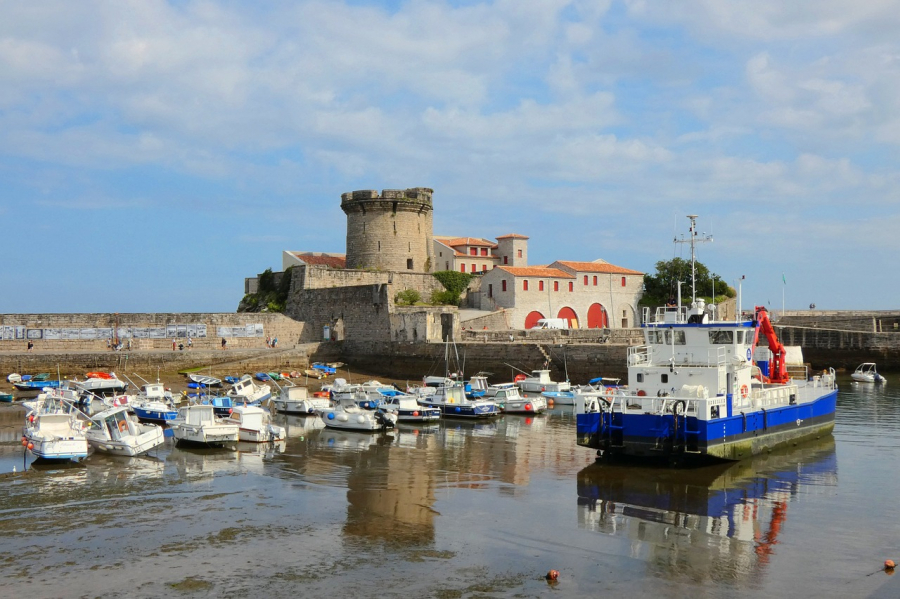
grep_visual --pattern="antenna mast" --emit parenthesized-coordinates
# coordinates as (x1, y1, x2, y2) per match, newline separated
(674, 215, 713, 303)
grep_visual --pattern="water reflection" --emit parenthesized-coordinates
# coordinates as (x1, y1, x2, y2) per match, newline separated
(576, 435, 837, 582)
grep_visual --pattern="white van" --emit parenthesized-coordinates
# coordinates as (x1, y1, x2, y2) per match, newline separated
(534, 318, 569, 329)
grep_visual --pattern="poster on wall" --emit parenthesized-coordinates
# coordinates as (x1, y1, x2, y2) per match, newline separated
(197, 324, 207, 338)
(43, 329, 62, 340)
(166, 325, 177, 338)
(149, 327, 166, 339)
(177, 325, 187, 338)
(1, 326, 13, 340)
(15, 326, 25, 340)
(254, 324, 263, 337)
(26, 329, 43, 340)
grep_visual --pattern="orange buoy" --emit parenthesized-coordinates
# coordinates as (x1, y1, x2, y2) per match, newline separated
(546, 570, 560, 581)
(547, 399, 554, 407)
(27, 443, 34, 450)
(886, 559, 896, 570)
(21, 439, 27, 447)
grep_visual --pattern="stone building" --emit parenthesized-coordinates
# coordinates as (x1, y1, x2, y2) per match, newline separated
(341, 188, 434, 272)
(432, 233, 529, 273)
(476, 259, 643, 329)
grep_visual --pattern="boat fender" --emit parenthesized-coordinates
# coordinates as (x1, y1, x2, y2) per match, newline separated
(525, 403, 532, 411)
(740, 384, 749, 399)
(636, 390, 646, 397)
(27, 443, 33, 450)
(21, 438, 27, 447)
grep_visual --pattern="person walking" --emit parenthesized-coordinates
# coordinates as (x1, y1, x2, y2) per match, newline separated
(266, 335, 271, 348)
(221, 337, 227, 350)
(173, 338, 177, 351)
(187, 337, 193, 350)
(273, 336, 278, 348)
(27, 340, 33, 352)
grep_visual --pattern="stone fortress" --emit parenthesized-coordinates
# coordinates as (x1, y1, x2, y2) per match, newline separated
(245, 186, 646, 346)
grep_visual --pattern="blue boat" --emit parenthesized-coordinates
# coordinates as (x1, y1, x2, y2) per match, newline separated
(14, 379, 61, 391)
(224, 376, 241, 385)
(255, 372, 271, 382)
(132, 402, 178, 423)
(311, 363, 336, 375)
(417, 381, 501, 419)
(575, 215, 837, 464)
(201, 395, 234, 417)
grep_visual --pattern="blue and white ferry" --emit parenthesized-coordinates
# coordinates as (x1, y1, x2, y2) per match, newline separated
(575, 216, 837, 463)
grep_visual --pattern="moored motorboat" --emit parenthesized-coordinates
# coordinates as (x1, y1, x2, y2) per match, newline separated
(222, 404, 286, 442)
(171, 404, 239, 447)
(516, 369, 570, 394)
(188, 373, 222, 386)
(319, 395, 397, 431)
(378, 392, 441, 422)
(851, 363, 886, 384)
(494, 385, 546, 414)
(415, 379, 501, 419)
(229, 375, 272, 404)
(575, 215, 838, 463)
(131, 382, 179, 423)
(85, 406, 165, 456)
(272, 385, 329, 415)
(23, 397, 89, 461)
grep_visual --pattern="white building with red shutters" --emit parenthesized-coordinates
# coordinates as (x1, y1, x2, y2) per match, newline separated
(477, 259, 643, 330)
(432, 234, 528, 274)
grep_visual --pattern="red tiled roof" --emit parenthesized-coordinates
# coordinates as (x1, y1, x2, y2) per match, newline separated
(496, 266, 575, 279)
(495, 233, 529, 240)
(439, 237, 498, 249)
(552, 260, 643, 275)
(293, 253, 346, 268)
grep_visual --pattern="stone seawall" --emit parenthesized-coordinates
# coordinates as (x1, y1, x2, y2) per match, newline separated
(777, 326, 900, 370)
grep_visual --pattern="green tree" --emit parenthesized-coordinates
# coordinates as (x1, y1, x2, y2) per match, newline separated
(641, 258, 734, 307)
(394, 289, 422, 306)
(432, 271, 474, 304)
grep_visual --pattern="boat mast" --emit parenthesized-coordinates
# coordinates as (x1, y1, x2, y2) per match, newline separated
(674, 215, 713, 304)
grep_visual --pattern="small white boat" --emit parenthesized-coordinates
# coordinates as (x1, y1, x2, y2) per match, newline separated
(319, 395, 397, 431)
(189, 373, 222, 387)
(71, 376, 128, 395)
(171, 404, 239, 447)
(378, 392, 441, 422)
(223, 405, 286, 443)
(272, 385, 330, 415)
(23, 397, 89, 461)
(7, 373, 22, 384)
(851, 363, 887, 384)
(516, 369, 571, 394)
(227, 375, 272, 404)
(484, 382, 518, 397)
(494, 386, 546, 414)
(85, 406, 165, 456)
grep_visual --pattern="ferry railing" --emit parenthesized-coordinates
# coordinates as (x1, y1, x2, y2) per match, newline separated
(627, 345, 650, 366)
(642, 306, 687, 325)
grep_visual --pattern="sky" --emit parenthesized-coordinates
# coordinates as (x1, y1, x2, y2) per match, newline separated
(2, 0, 899, 314)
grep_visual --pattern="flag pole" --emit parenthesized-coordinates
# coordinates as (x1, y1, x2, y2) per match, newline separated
(782, 273, 785, 318)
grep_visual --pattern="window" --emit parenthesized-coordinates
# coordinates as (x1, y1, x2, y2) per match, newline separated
(445, 261, 449, 270)
(636, 373, 644, 383)
(480, 248, 488, 256)
(709, 330, 734, 344)
(504, 256, 508, 264)
(482, 265, 487, 272)
(736, 331, 745, 344)
(460, 264, 466, 273)
(523, 280, 529, 291)
(406, 259, 413, 270)
(439, 251, 442, 257)
(664, 330, 686, 345)
(488, 284, 493, 298)
(502, 280, 507, 292)
(568, 282, 573, 292)
(539, 281, 544, 291)
(661, 374, 669, 383)
(517, 249, 522, 258)
(646, 331, 662, 344)
(554, 281, 559, 291)
(584, 275, 588, 285)
(593, 276, 598, 286)
(621, 276, 626, 287)
(471, 264, 476, 273)
(470, 248, 477, 256)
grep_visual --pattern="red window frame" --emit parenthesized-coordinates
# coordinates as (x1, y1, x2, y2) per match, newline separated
(523, 280, 529, 291)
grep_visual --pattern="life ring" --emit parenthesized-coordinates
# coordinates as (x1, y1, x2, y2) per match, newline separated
(118, 420, 128, 433)
(740, 384, 749, 399)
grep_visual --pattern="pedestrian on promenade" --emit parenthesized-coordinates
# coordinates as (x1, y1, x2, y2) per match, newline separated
(107, 338, 112, 350)
(173, 338, 177, 351)
(27, 340, 33, 352)
(273, 337, 278, 348)
(187, 337, 193, 350)
(221, 337, 227, 350)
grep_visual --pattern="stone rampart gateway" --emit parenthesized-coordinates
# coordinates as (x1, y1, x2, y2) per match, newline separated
(341, 187, 434, 272)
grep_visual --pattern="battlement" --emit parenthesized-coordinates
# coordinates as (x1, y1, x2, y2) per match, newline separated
(341, 187, 433, 211)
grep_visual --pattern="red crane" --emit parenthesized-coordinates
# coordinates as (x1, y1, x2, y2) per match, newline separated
(751, 306, 789, 384)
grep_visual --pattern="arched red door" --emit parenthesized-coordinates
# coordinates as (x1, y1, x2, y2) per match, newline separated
(587, 303, 609, 328)
(524, 311, 545, 329)
(557, 307, 578, 328)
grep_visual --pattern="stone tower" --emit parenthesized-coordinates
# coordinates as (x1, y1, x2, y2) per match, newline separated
(341, 187, 434, 272)
(496, 233, 529, 267)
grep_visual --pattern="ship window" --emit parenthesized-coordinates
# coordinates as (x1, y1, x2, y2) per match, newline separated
(636, 373, 644, 383)
(736, 331, 745, 343)
(661, 374, 668, 383)
(664, 330, 686, 345)
(646, 331, 662, 344)
(708, 330, 734, 344)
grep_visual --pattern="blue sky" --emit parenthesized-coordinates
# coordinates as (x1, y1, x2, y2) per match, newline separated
(2, 0, 899, 313)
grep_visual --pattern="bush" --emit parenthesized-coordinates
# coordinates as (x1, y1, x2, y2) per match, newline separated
(433, 271, 474, 296)
(430, 290, 459, 305)
(395, 289, 421, 306)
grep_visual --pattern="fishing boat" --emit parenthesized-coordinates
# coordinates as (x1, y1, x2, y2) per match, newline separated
(271, 385, 329, 415)
(494, 385, 546, 414)
(378, 392, 441, 423)
(222, 405, 286, 443)
(85, 406, 165, 456)
(465, 374, 490, 398)
(131, 382, 179, 423)
(228, 375, 272, 405)
(516, 369, 571, 394)
(415, 378, 501, 419)
(0, 392, 14, 402)
(254, 372, 271, 382)
(171, 404, 239, 447)
(575, 216, 838, 464)
(188, 373, 222, 387)
(202, 395, 235, 417)
(319, 394, 397, 431)
(541, 389, 575, 405)
(851, 363, 886, 384)
(22, 397, 89, 461)
(72, 376, 128, 396)
(14, 379, 61, 391)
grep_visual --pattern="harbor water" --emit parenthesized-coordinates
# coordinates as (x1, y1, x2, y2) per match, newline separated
(1, 377, 899, 598)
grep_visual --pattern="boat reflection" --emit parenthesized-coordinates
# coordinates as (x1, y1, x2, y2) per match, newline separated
(276, 413, 325, 437)
(166, 444, 238, 479)
(576, 435, 837, 580)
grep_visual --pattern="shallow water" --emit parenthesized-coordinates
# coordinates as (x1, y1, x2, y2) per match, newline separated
(1, 378, 899, 598)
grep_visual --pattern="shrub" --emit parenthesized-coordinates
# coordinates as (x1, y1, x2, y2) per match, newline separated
(395, 289, 421, 306)
(430, 290, 459, 305)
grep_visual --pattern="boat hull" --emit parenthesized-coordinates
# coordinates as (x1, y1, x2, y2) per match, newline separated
(87, 427, 165, 457)
(27, 436, 89, 460)
(133, 407, 178, 423)
(577, 389, 837, 462)
(173, 425, 239, 447)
